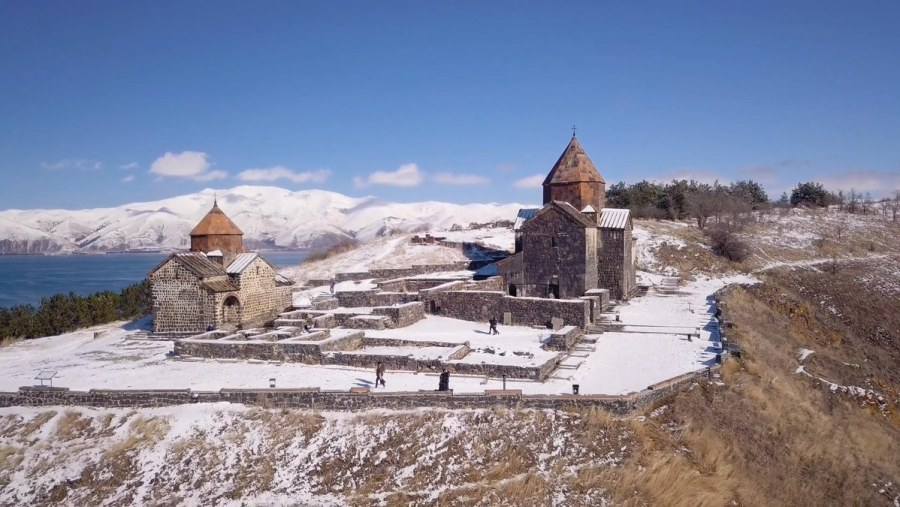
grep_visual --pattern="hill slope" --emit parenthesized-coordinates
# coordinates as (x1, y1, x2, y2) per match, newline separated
(1, 209, 898, 505)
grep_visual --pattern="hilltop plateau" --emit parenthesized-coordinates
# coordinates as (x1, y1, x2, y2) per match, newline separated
(1, 207, 898, 505)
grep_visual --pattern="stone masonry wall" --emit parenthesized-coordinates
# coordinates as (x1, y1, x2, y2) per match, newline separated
(371, 302, 425, 328)
(598, 225, 635, 300)
(151, 260, 226, 333)
(543, 325, 582, 351)
(334, 290, 419, 308)
(234, 257, 293, 327)
(0, 365, 720, 415)
(430, 291, 591, 329)
(521, 209, 593, 299)
(323, 262, 471, 285)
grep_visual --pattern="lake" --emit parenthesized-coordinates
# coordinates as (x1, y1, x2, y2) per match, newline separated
(0, 251, 309, 308)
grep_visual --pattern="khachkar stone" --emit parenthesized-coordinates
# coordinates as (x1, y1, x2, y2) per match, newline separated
(542, 134, 606, 215)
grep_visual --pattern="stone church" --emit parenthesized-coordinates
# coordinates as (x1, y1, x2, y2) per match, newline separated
(148, 200, 294, 334)
(498, 135, 636, 300)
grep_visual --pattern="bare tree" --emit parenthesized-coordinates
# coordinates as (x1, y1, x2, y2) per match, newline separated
(891, 190, 900, 222)
(687, 189, 717, 229)
(834, 215, 848, 239)
(847, 188, 860, 214)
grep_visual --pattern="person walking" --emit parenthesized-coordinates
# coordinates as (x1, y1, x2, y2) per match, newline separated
(489, 316, 499, 335)
(375, 361, 386, 388)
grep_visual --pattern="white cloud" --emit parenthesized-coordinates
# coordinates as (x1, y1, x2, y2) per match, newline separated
(120, 162, 139, 170)
(236, 166, 330, 184)
(513, 174, 545, 189)
(817, 170, 900, 197)
(121, 175, 135, 183)
(149, 151, 226, 181)
(433, 172, 488, 185)
(41, 159, 102, 171)
(496, 163, 516, 173)
(354, 163, 424, 188)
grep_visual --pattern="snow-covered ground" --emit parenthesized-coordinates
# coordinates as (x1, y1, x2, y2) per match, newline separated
(0, 272, 753, 395)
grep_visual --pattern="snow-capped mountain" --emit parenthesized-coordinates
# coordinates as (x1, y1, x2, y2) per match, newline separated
(0, 186, 531, 254)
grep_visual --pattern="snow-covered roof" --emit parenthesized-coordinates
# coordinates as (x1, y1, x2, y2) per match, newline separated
(599, 208, 630, 229)
(581, 205, 596, 213)
(513, 208, 539, 230)
(274, 273, 295, 286)
(206, 250, 223, 257)
(226, 253, 259, 274)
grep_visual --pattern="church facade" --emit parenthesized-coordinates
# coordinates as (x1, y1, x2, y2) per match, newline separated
(498, 136, 636, 300)
(148, 201, 294, 334)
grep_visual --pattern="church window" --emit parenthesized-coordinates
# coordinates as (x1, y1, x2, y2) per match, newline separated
(551, 236, 557, 247)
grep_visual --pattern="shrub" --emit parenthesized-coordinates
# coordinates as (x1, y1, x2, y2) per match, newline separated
(705, 223, 749, 262)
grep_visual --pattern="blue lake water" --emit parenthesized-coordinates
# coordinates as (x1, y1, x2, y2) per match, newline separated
(0, 251, 308, 308)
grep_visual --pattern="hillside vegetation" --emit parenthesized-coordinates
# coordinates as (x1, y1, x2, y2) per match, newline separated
(1, 209, 898, 505)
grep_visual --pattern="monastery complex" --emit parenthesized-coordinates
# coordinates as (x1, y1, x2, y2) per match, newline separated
(149, 136, 636, 341)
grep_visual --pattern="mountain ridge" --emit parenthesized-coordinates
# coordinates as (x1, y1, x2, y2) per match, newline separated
(0, 186, 531, 254)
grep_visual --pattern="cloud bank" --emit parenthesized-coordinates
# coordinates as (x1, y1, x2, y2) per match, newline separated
(513, 174, 544, 189)
(433, 172, 488, 185)
(354, 163, 423, 188)
(41, 159, 102, 171)
(236, 166, 330, 184)
(149, 151, 226, 181)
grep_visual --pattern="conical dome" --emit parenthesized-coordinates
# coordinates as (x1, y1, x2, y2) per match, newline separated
(543, 135, 605, 185)
(190, 200, 244, 236)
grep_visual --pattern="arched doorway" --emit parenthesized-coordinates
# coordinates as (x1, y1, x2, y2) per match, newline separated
(508, 284, 518, 297)
(548, 282, 560, 299)
(222, 296, 241, 328)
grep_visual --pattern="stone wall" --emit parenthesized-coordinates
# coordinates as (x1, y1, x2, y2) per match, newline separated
(334, 290, 419, 308)
(346, 315, 389, 330)
(174, 337, 324, 364)
(430, 291, 591, 329)
(234, 257, 292, 327)
(150, 260, 225, 333)
(376, 278, 456, 293)
(322, 262, 471, 285)
(371, 302, 425, 328)
(599, 226, 636, 300)
(520, 208, 595, 298)
(543, 325, 582, 351)
(0, 365, 720, 415)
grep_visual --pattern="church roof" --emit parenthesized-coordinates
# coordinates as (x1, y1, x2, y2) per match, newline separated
(190, 200, 244, 237)
(149, 252, 227, 278)
(513, 208, 540, 231)
(598, 208, 631, 229)
(201, 279, 240, 293)
(525, 201, 597, 230)
(542, 135, 605, 186)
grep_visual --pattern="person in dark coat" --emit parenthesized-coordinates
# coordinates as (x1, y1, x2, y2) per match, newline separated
(489, 316, 499, 335)
(375, 361, 386, 388)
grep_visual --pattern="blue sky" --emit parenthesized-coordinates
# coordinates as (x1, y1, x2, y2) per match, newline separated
(1, 1, 899, 209)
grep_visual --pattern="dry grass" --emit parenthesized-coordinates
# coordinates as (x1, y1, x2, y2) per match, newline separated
(4, 248, 899, 505)
(54, 411, 94, 441)
(18, 411, 56, 439)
